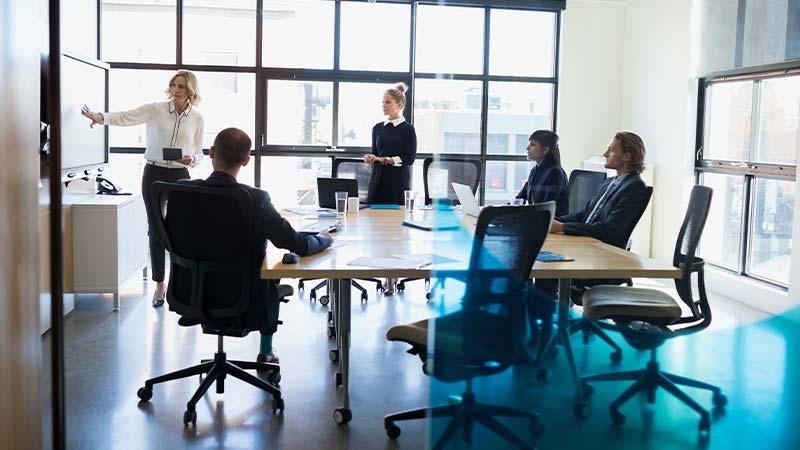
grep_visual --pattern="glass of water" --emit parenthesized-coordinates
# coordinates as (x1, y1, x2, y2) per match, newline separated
(335, 191, 348, 217)
(404, 190, 416, 212)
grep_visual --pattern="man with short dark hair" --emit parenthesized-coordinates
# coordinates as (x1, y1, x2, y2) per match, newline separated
(183, 127, 333, 363)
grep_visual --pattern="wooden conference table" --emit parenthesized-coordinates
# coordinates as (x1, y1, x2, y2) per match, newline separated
(261, 207, 680, 424)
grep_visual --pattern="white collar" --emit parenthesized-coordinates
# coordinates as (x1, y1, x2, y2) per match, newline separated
(169, 101, 193, 117)
(384, 116, 406, 126)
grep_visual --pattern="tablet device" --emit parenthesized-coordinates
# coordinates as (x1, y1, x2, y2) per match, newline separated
(163, 147, 182, 161)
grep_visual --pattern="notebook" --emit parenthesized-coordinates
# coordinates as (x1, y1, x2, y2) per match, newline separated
(451, 182, 484, 217)
(536, 251, 574, 262)
(316, 178, 360, 209)
(401, 218, 461, 231)
(300, 220, 342, 234)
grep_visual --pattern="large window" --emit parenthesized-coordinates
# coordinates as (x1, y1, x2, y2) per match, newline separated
(698, 71, 799, 288)
(100, 1, 563, 203)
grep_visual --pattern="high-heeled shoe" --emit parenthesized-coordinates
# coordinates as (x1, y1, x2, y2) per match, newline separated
(152, 283, 166, 307)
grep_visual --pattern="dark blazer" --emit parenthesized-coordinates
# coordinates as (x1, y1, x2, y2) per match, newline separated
(515, 157, 569, 217)
(180, 171, 331, 334)
(556, 172, 649, 250)
(370, 120, 417, 204)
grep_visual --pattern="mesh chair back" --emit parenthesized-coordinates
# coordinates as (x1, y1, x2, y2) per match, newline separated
(673, 185, 713, 318)
(458, 203, 555, 366)
(423, 156, 482, 205)
(150, 182, 256, 325)
(332, 157, 378, 204)
(567, 169, 607, 215)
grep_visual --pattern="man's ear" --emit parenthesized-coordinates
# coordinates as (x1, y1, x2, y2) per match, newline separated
(209, 146, 216, 159)
(241, 155, 251, 167)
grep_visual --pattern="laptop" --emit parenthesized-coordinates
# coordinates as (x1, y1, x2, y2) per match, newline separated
(451, 182, 483, 217)
(316, 177, 361, 209)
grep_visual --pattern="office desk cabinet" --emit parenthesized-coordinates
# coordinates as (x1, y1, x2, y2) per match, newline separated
(72, 193, 148, 311)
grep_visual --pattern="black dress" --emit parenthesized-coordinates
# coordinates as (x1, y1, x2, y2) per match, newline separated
(369, 120, 417, 204)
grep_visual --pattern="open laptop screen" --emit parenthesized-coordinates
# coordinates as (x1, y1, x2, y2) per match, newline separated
(317, 177, 359, 209)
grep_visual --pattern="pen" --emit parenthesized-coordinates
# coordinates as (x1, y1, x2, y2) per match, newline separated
(416, 262, 433, 269)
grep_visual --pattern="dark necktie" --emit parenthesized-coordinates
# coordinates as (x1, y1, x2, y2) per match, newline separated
(585, 179, 619, 224)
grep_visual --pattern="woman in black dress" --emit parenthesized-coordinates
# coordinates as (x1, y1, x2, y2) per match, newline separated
(363, 82, 417, 294)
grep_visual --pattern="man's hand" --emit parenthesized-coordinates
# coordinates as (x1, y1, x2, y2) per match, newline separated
(176, 155, 193, 166)
(550, 220, 564, 233)
(319, 231, 335, 247)
(80, 105, 103, 128)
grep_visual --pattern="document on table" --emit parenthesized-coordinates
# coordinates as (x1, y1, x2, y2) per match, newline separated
(348, 253, 459, 269)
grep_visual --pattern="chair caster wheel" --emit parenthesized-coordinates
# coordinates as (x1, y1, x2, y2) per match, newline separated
(298, 280, 304, 290)
(137, 387, 152, 401)
(610, 409, 625, 426)
(573, 401, 590, 419)
(425, 292, 431, 300)
(327, 326, 335, 338)
(361, 292, 367, 302)
(329, 349, 339, 363)
(183, 409, 197, 426)
(309, 291, 316, 301)
(272, 397, 285, 413)
(397, 283, 405, 291)
(319, 295, 329, 306)
(335, 372, 343, 387)
(267, 371, 281, 385)
(333, 408, 352, 425)
(712, 393, 727, 408)
(386, 422, 401, 439)
(609, 351, 622, 364)
(536, 369, 550, 383)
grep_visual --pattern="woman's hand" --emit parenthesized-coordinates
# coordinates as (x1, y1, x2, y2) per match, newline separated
(80, 105, 103, 128)
(176, 155, 193, 166)
(363, 154, 377, 164)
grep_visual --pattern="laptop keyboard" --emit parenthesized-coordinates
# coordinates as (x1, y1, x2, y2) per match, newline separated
(300, 221, 342, 234)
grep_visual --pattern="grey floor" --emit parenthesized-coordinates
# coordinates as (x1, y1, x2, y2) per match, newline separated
(41, 274, 800, 450)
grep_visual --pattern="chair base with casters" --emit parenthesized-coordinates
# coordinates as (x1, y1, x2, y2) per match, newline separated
(582, 347, 727, 434)
(385, 378, 543, 450)
(298, 277, 383, 304)
(567, 315, 623, 363)
(136, 333, 284, 426)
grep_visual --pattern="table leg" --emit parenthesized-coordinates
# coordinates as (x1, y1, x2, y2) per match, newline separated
(330, 278, 352, 424)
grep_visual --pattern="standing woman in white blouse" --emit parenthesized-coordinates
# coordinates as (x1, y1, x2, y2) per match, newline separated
(81, 70, 205, 307)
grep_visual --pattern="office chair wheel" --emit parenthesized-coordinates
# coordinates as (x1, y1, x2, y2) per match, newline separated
(298, 280, 305, 290)
(698, 416, 710, 434)
(712, 393, 727, 408)
(536, 368, 550, 383)
(361, 291, 368, 302)
(329, 349, 339, 363)
(327, 326, 336, 338)
(581, 382, 595, 398)
(396, 282, 405, 291)
(610, 409, 625, 426)
(573, 401, 590, 419)
(272, 397, 285, 413)
(609, 351, 622, 364)
(529, 417, 545, 437)
(266, 371, 281, 385)
(333, 407, 352, 425)
(335, 372, 342, 387)
(386, 422, 401, 439)
(137, 387, 153, 402)
(319, 295, 329, 306)
(309, 290, 317, 301)
(183, 409, 197, 427)
(425, 292, 431, 300)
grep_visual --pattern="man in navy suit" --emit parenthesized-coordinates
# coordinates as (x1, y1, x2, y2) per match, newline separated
(550, 131, 650, 294)
(184, 127, 333, 364)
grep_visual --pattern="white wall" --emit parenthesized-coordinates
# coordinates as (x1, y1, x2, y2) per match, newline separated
(558, 1, 626, 173)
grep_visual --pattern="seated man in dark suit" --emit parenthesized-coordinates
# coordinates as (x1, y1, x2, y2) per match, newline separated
(182, 127, 333, 364)
(549, 131, 650, 297)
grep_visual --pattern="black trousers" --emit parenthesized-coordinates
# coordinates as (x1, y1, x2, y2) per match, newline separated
(141, 164, 190, 282)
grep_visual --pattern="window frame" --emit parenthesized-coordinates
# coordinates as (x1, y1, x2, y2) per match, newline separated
(696, 63, 800, 289)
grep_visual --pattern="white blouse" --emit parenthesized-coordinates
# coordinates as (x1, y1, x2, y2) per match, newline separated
(104, 101, 204, 167)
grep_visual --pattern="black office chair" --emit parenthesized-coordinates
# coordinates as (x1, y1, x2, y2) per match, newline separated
(567, 169, 607, 215)
(136, 182, 286, 426)
(397, 156, 483, 298)
(384, 203, 554, 450)
(580, 185, 726, 438)
(298, 157, 384, 304)
(568, 185, 653, 363)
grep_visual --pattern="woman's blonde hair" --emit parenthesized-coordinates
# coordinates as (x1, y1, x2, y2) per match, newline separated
(165, 70, 201, 105)
(385, 82, 408, 108)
